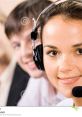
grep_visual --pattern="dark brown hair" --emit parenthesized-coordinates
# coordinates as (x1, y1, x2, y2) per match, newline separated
(38, 0, 82, 39)
(5, 0, 51, 39)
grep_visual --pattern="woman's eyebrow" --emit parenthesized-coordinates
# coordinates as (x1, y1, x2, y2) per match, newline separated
(43, 45, 57, 49)
(72, 43, 82, 48)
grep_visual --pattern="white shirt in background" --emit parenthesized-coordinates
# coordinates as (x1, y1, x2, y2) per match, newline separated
(18, 77, 66, 106)
(57, 98, 73, 106)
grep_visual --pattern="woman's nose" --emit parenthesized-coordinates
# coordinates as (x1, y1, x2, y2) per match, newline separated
(57, 54, 74, 73)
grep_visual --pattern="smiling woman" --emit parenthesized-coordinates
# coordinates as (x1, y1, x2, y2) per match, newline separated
(31, 0, 82, 106)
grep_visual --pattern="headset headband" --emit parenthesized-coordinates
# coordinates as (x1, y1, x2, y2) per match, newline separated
(32, 0, 82, 36)
(31, 0, 82, 70)
(34, 0, 68, 31)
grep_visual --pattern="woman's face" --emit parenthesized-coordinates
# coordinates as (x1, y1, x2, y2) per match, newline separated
(43, 15, 82, 98)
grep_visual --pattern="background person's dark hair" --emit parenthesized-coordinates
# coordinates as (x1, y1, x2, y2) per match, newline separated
(39, 0, 82, 40)
(5, 0, 51, 39)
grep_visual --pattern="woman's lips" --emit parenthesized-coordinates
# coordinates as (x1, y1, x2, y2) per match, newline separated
(58, 76, 81, 85)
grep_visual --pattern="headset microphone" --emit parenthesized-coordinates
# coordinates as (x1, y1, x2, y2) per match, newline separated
(72, 86, 82, 97)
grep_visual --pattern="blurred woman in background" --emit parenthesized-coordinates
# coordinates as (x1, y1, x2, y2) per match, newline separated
(0, 11, 16, 106)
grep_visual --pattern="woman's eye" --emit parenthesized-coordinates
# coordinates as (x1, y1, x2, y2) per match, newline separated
(12, 43, 20, 49)
(76, 48, 82, 55)
(46, 50, 58, 57)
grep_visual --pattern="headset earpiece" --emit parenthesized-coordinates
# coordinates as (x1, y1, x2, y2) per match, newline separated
(31, 28, 44, 70)
(31, 28, 38, 40)
(33, 44, 44, 70)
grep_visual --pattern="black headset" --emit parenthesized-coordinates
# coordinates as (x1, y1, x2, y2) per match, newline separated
(31, 26, 44, 70)
(31, 0, 60, 70)
(31, 0, 78, 70)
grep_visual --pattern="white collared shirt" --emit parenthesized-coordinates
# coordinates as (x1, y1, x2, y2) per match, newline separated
(18, 77, 65, 106)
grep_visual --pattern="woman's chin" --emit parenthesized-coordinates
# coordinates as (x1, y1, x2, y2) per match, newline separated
(60, 90, 72, 98)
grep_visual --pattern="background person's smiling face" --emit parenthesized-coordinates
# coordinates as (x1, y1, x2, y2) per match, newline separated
(10, 21, 43, 78)
(43, 15, 82, 98)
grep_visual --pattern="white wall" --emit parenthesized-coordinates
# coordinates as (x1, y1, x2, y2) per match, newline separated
(0, 0, 26, 16)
